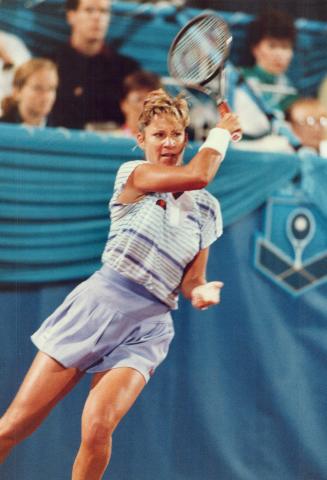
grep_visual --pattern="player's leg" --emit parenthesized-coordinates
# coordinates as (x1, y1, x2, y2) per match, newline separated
(72, 367, 146, 480)
(0, 351, 83, 463)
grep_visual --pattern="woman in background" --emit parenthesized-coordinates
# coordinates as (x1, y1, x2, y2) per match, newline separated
(233, 9, 298, 141)
(0, 58, 58, 127)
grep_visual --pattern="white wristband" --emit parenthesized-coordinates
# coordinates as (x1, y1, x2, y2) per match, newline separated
(199, 128, 231, 161)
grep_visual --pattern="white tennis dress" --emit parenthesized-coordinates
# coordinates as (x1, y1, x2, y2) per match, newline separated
(31, 160, 223, 381)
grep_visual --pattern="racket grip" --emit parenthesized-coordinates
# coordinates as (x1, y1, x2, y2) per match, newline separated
(218, 101, 242, 143)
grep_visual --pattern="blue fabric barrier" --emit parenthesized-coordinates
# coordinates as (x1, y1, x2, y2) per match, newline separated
(0, 123, 311, 283)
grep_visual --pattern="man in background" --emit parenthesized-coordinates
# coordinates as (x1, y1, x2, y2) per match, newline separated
(287, 97, 327, 157)
(51, 0, 139, 129)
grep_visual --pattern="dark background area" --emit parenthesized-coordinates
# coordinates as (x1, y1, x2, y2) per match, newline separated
(149, 0, 327, 22)
(6, 0, 327, 23)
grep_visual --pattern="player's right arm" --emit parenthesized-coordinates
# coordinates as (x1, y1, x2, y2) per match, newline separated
(118, 114, 240, 203)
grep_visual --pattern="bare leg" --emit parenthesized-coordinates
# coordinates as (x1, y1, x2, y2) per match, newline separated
(72, 367, 146, 480)
(0, 351, 83, 463)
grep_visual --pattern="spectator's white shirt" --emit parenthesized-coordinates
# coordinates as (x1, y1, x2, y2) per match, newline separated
(232, 134, 294, 154)
(0, 31, 31, 112)
(318, 76, 327, 111)
(319, 140, 327, 158)
(233, 88, 272, 138)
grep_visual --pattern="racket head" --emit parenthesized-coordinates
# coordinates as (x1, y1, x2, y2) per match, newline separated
(168, 13, 232, 88)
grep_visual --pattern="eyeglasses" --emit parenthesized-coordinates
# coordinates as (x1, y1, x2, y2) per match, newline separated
(79, 7, 110, 15)
(293, 116, 327, 128)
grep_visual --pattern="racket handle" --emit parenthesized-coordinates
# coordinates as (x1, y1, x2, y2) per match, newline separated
(218, 101, 242, 143)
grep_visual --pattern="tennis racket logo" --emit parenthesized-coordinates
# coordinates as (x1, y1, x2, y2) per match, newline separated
(255, 201, 327, 295)
(156, 199, 167, 210)
(286, 209, 315, 271)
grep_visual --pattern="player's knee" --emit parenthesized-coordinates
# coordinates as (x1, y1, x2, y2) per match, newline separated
(82, 420, 112, 449)
(81, 411, 120, 449)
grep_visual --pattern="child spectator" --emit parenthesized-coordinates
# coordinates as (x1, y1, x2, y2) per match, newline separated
(107, 70, 162, 137)
(51, 0, 139, 130)
(0, 58, 58, 127)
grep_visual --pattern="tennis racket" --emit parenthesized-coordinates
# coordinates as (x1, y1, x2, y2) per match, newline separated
(168, 13, 242, 142)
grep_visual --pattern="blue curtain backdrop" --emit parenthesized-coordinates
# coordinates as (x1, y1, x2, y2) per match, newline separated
(0, 124, 303, 283)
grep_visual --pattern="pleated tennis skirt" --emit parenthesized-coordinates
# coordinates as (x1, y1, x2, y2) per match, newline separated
(31, 265, 174, 382)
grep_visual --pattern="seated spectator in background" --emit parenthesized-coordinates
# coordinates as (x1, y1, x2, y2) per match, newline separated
(0, 58, 58, 127)
(51, 0, 139, 130)
(106, 70, 162, 137)
(0, 30, 31, 113)
(286, 97, 327, 157)
(233, 9, 298, 140)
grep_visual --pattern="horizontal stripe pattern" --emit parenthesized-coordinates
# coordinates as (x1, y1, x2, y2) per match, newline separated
(102, 160, 222, 308)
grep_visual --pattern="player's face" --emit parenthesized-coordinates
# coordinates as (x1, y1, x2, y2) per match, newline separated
(67, 0, 111, 43)
(252, 37, 293, 75)
(137, 114, 187, 166)
(16, 68, 58, 121)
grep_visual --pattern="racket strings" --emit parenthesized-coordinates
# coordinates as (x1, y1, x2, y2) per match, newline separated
(169, 15, 230, 84)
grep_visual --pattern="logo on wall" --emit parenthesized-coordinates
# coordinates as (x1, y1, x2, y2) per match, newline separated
(254, 195, 327, 295)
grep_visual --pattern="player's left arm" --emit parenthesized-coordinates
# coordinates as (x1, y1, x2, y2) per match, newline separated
(180, 247, 224, 310)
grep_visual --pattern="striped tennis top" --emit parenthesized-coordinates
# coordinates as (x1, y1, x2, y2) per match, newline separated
(102, 160, 223, 309)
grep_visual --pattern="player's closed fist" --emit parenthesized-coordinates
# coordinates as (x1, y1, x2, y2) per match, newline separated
(191, 281, 224, 310)
(217, 113, 241, 136)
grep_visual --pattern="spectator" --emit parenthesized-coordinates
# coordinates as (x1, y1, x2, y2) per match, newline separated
(0, 58, 58, 127)
(286, 97, 327, 157)
(105, 70, 162, 137)
(0, 31, 31, 113)
(51, 0, 139, 130)
(232, 9, 298, 140)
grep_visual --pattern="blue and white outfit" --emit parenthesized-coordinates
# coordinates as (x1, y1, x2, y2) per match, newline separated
(32, 160, 223, 382)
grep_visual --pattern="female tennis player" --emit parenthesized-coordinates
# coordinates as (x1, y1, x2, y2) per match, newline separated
(0, 89, 240, 479)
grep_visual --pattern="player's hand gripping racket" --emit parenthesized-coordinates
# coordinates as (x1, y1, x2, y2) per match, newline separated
(168, 13, 242, 142)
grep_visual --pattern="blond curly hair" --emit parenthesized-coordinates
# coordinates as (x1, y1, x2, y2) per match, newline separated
(138, 88, 190, 132)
